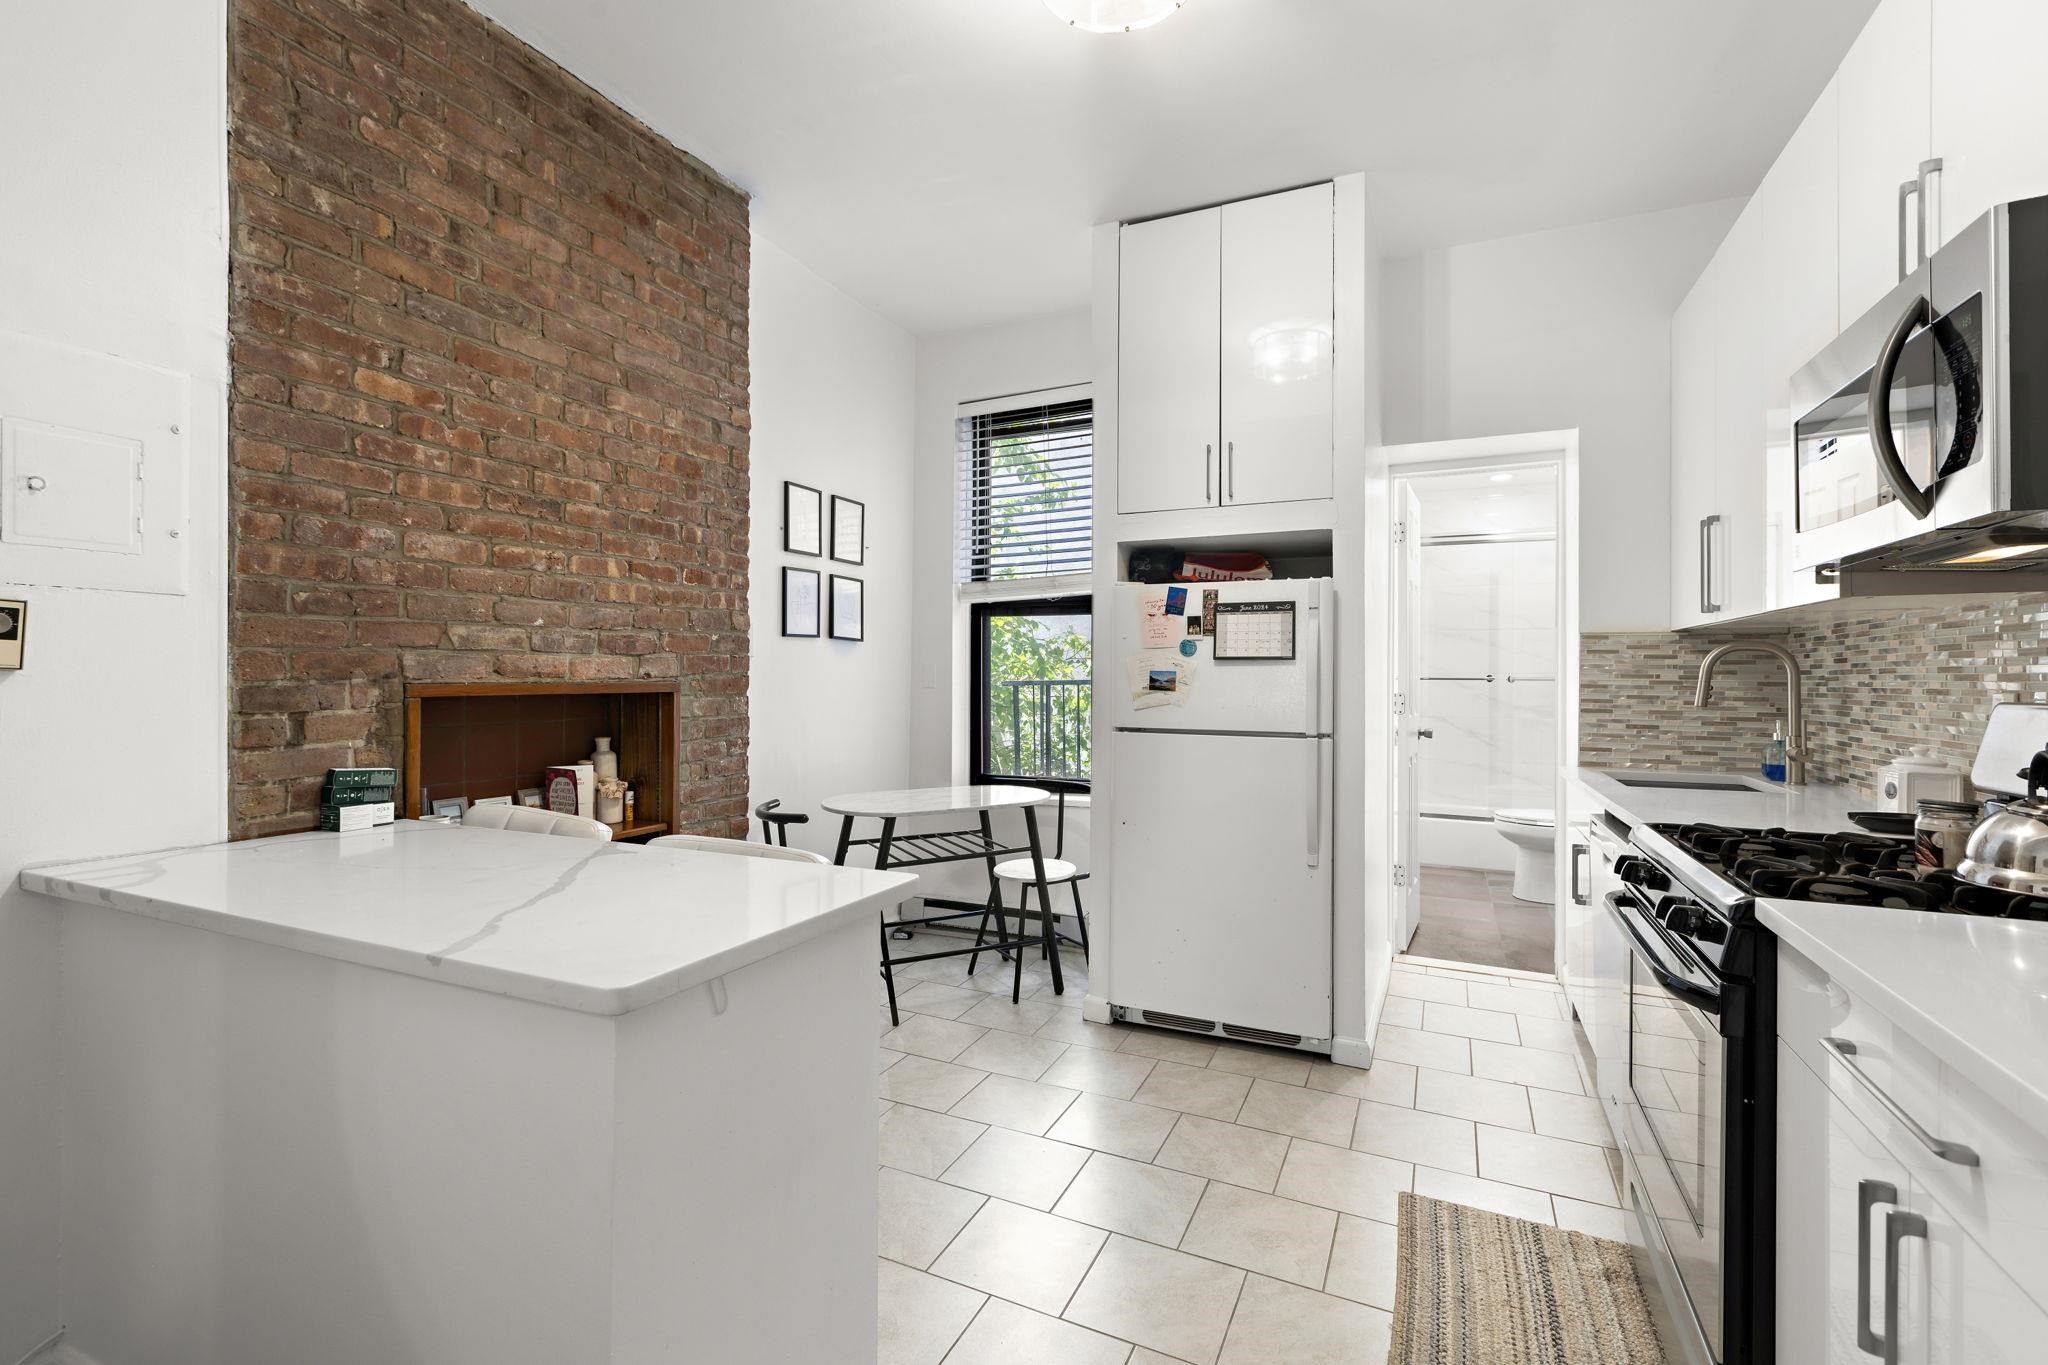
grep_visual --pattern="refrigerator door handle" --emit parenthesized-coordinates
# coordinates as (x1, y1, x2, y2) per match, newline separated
(1306, 742, 1322, 868)
(1304, 604, 1321, 736)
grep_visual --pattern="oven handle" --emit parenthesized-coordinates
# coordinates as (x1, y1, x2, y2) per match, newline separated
(1867, 293, 1935, 520)
(1604, 892, 1721, 1015)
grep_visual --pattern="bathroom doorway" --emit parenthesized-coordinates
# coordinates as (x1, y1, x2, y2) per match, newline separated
(1386, 438, 1574, 975)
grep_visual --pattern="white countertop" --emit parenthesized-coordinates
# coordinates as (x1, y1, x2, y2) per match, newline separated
(1572, 766, 1873, 834)
(1573, 766, 2048, 1135)
(22, 821, 919, 1016)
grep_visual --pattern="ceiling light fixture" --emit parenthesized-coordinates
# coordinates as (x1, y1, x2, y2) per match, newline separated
(1043, 0, 1184, 34)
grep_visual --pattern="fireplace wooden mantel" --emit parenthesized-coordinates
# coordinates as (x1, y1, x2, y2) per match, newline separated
(404, 681, 681, 840)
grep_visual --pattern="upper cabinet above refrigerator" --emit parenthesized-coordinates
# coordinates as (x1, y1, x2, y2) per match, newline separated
(1117, 183, 1333, 515)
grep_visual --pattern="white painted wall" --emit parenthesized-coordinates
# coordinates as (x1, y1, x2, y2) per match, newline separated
(0, 1, 230, 1357)
(747, 234, 917, 859)
(1380, 199, 1743, 632)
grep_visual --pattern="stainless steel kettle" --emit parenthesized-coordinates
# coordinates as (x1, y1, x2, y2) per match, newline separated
(1958, 745, 2048, 893)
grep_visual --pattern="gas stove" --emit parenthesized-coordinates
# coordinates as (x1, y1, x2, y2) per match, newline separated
(1649, 821, 2048, 920)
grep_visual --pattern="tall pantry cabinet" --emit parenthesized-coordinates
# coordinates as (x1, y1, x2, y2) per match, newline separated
(1117, 183, 1334, 514)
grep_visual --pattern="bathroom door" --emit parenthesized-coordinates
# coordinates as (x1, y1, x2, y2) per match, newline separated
(1392, 484, 1425, 950)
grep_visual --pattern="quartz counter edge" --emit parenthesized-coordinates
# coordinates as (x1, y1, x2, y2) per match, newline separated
(20, 821, 920, 1017)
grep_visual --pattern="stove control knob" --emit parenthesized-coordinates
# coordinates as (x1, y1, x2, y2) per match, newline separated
(1664, 903, 1705, 937)
(1615, 856, 1669, 892)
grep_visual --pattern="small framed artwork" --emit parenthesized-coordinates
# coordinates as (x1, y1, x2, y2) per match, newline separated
(516, 788, 543, 808)
(829, 574, 864, 641)
(783, 481, 823, 556)
(830, 495, 865, 565)
(0, 598, 23, 671)
(432, 798, 467, 820)
(782, 566, 821, 637)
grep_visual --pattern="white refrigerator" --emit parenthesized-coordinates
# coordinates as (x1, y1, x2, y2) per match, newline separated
(1107, 578, 1334, 1047)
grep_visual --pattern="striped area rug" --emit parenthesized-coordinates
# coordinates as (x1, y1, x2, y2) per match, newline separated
(1388, 1193, 1666, 1365)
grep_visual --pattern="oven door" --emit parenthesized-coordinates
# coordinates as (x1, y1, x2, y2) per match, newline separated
(1608, 892, 1726, 1362)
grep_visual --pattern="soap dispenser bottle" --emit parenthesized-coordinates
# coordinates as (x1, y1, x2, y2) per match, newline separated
(1762, 723, 1788, 784)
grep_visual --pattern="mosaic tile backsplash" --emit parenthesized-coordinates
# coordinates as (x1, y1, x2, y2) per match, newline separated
(1580, 593, 2048, 793)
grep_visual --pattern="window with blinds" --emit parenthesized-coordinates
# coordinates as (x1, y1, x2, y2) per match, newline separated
(957, 396, 1093, 582)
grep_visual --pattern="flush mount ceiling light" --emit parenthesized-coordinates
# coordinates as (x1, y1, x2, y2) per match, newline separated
(1043, 0, 1184, 34)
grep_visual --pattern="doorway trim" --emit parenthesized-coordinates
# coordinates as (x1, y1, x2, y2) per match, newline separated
(1371, 430, 1580, 995)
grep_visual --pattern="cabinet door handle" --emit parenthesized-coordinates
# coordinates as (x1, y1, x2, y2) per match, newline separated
(1570, 844, 1589, 906)
(1204, 443, 1213, 502)
(1916, 158, 1943, 266)
(1882, 1209, 1928, 1365)
(1897, 177, 1919, 283)
(1227, 440, 1235, 500)
(1699, 515, 1722, 613)
(1825, 1037, 1980, 1166)
(1857, 1178, 1899, 1358)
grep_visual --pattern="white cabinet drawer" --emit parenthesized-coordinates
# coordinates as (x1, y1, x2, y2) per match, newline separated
(1780, 941, 2048, 1318)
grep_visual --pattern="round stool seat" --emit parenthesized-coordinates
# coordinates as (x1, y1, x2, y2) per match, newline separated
(993, 856, 1082, 884)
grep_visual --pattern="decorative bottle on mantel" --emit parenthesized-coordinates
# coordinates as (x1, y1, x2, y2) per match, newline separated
(590, 737, 619, 783)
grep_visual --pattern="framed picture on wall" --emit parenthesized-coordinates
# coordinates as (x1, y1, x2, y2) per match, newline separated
(828, 574, 864, 641)
(830, 495, 865, 565)
(782, 567, 821, 637)
(783, 481, 823, 556)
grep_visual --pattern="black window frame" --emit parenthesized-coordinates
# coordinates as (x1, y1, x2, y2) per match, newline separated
(969, 594, 1093, 795)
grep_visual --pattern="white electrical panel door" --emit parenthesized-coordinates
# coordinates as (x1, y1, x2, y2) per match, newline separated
(0, 329, 190, 594)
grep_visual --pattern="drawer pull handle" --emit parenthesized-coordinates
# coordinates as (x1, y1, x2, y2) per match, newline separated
(1856, 1179, 1897, 1357)
(1824, 1037, 1981, 1167)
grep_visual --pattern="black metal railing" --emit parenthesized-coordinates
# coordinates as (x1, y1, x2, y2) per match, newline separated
(989, 678, 1091, 782)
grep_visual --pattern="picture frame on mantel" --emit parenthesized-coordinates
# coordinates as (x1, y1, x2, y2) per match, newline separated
(783, 481, 823, 557)
(828, 574, 864, 642)
(782, 566, 821, 637)
(830, 495, 865, 565)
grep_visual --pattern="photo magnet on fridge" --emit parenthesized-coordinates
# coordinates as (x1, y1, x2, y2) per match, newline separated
(1164, 585, 1187, 616)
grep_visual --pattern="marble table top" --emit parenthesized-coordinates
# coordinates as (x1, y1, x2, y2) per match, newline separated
(22, 821, 918, 1016)
(821, 785, 1051, 818)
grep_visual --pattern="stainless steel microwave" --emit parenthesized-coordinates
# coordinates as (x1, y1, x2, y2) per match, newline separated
(1790, 195, 2048, 577)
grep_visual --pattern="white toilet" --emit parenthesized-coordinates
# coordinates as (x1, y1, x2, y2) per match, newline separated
(1492, 809, 1556, 903)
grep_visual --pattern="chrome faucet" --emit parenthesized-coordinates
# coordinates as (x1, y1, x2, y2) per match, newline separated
(1692, 640, 1805, 786)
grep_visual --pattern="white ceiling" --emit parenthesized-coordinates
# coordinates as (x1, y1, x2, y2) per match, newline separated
(474, 0, 1877, 336)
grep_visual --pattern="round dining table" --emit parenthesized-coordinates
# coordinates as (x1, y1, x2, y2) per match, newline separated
(821, 784, 1060, 1024)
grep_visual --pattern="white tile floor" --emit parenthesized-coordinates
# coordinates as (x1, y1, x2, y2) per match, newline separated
(876, 949, 1622, 1364)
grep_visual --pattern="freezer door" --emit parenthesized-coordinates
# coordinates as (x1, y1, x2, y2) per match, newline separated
(1109, 579, 1332, 736)
(1109, 731, 1333, 1042)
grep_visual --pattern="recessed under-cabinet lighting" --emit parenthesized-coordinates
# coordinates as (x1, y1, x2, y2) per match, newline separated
(1043, 0, 1184, 34)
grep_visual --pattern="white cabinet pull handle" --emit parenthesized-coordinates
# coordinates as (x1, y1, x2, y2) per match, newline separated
(1825, 1037, 1980, 1166)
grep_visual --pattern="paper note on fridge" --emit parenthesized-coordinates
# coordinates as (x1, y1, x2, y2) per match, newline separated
(1136, 589, 1177, 648)
(1126, 651, 1195, 708)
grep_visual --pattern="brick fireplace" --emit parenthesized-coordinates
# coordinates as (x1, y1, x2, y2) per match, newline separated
(227, 0, 750, 837)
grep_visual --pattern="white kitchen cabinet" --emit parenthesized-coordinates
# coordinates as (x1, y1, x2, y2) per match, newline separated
(1219, 183, 1333, 507)
(1777, 1039, 1918, 1364)
(1585, 860, 1628, 1119)
(1118, 207, 1221, 514)
(1713, 199, 1768, 620)
(1837, 0, 1933, 324)
(1669, 265, 1718, 629)
(1930, 0, 2048, 249)
(1759, 79, 1843, 612)
(1917, 1177, 2048, 1365)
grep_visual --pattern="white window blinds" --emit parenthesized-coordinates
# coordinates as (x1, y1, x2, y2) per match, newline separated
(956, 394, 1093, 582)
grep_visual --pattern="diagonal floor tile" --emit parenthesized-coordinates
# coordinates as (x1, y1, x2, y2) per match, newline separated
(1513, 1015, 1580, 1054)
(1053, 1150, 1207, 1246)
(954, 1029, 1070, 1081)
(940, 1125, 1091, 1211)
(1465, 981, 1565, 1018)
(880, 1104, 988, 1178)
(884, 1054, 993, 1112)
(1273, 1139, 1411, 1222)
(1217, 1272, 1391, 1364)
(1234, 1078, 1359, 1146)
(959, 994, 1066, 1036)
(1322, 1213, 1398, 1310)
(929, 1199, 1107, 1316)
(884, 1013, 990, 1063)
(1379, 994, 1425, 1029)
(1420, 1001, 1521, 1044)
(1528, 1088, 1614, 1147)
(896, 983, 991, 1021)
(1411, 1165, 1553, 1224)
(1178, 1181, 1338, 1289)
(879, 1257, 985, 1365)
(1476, 1125, 1621, 1205)
(1063, 1234, 1245, 1365)
(1413, 1067, 1533, 1130)
(1206, 1045, 1313, 1086)
(1152, 1113, 1290, 1193)
(1118, 1028, 1221, 1066)
(942, 1297, 1133, 1365)
(1371, 1025, 1471, 1075)
(1040, 1045, 1157, 1101)
(1034, 1008, 1131, 1052)
(879, 1166, 986, 1270)
(1348, 1099, 1477, 1174)
(1131, 1060, 1252, 1121)
(1045, 1092, 1181, 1162)
(1385, 972, 1466, 1005)
(1471, 1039, 1584, 1094)
(948, 1073, 1081, 1135)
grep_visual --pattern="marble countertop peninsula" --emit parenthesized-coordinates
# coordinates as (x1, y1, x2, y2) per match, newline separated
(22, 821, 918, 1015)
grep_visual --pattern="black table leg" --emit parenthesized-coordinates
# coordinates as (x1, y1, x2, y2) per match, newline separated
(1023, 804, 1064, 996)
(833, 814, 855, 866)
(879, 917, 900, 1028)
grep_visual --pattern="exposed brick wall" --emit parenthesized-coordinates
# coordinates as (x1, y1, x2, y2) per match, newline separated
(227, 0, 750, 837)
